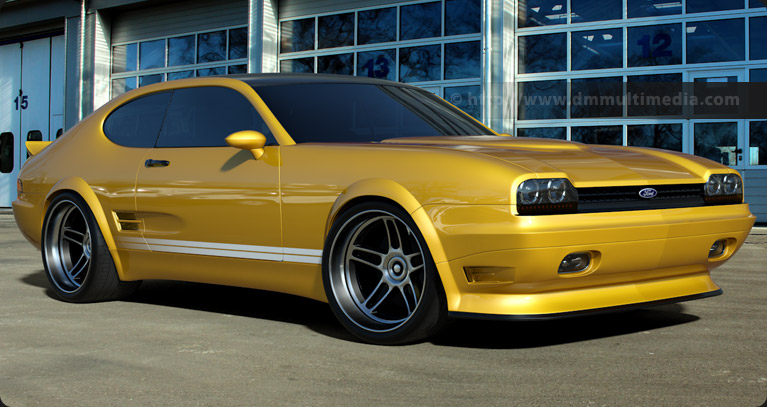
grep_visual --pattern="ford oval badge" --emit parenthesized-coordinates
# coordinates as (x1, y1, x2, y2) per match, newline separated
(639, 188, 658, 199)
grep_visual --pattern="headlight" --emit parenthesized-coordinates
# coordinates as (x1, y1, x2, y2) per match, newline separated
(704, 173, 743, 205)
(516, 178, 578, 215)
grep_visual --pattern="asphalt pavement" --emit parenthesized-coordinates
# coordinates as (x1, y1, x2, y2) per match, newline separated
(1, 210, 765, 407)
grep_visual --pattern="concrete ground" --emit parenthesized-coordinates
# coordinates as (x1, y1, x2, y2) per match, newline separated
(0, 210, 765, 407)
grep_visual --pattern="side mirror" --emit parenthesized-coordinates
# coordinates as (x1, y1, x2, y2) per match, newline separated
(225, 130, 267, 160)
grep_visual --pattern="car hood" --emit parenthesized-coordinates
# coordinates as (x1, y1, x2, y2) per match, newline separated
(381, 136, 719, 187)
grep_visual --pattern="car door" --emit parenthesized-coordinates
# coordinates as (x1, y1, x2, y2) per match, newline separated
(131, 85, 282, 276)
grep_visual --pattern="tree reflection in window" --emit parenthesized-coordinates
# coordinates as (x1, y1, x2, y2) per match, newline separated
(694, 122, 738, 166)
(319, 13, 354, 49)
(517, 80, 567, 120)
(518, 33, 566, 73)
(627, 124, 683, 151)
(517, 127, 566, 139)
(280, 58, 314, 73)
(445, 85, 481, 120)
(358, 8, 396, 45)
(198, 31, 226, 63)
(318, 54, 353, 75)
(445, 41, 481, 79)
(446, 0, 481, 35)
(400, 45, 441, 82)
(750, 121, 767, 166)
(229, 28, 248, 60)
(571, 126, 623, 145)
(168, 35, 195, 66)
(401, 2, 441, 40)
(280, 18, 315, 53)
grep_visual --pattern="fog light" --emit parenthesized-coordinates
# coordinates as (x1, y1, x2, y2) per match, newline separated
(559, 252, 591, 274)
(709, 240, 727, 258)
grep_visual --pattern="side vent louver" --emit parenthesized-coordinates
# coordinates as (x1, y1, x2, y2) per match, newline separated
(113, 211, 142, 232)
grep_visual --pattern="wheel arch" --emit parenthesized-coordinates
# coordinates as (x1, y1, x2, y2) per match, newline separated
(44, 177, 127, 279)
(325, 178, 449, 266)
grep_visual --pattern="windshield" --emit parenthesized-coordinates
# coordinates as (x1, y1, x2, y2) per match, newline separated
(252, 83, 491, 143)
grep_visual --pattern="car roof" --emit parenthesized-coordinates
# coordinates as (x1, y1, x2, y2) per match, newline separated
(227, 73, 414, 88)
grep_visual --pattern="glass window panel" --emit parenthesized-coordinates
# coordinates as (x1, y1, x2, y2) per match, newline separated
(687, 19, 745, 64)
(139, 39, 165, 70)
(400, 2, 441, 40)
(280, 57, 314, 73)
(253, 83, 489, 143)
(627, 124, 683, 151)
(139, 74, 163, 87)
(571, 77, 623, 118)
(445, 85, 482, 120)
(628, 24, 682, 67)
(518, 0, 568, 28)
(111, 77, 137, 98)
(750, 121, 767, 165)
(694, 122, 738, 166)
(228, 64, 247, 74)
(627, 73, 683, 116)
(517, 127, 566, 139)
(446, 0, 481, 35)
(157, 87, 274, 148)
(229, 27, 248, 60)
(357, 8, 396, 45)
(627, 0, 682, 18)
(518, 33, 566, 73)
(687, 0, 742, 13)
(0, 132, 13, 174)
(571, 0, 622, 23)
(750, 17, 767, 61)
(752, 69, 767, 82)
(198, 30, 226, 63)
(318, 13, 354, 49)
(280, 18, 315, 53)
(196, 67, 226, 77)
(399, 45, 441, 82)
(112, 43, 137, 73)
(167, 70, 194, 81)
(571, 126, 623, 145)
(357, 49, 396, 81)
(318, 53, 353, 75)
(168, 35, 195, 67)
(572, 28, 623, 70)
(445, 41, 481, 79)
(517, 80, 567, 120)
(751, 0, 766, 8)
(103, 92, 171, 148)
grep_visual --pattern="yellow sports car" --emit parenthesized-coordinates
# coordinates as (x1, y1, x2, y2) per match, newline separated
(13, 74, 755, 344)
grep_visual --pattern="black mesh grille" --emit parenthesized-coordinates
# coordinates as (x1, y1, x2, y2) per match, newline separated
(576, 184, 705, 213)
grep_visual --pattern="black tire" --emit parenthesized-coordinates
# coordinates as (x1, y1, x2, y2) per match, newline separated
(42, 192, 140, 302)
(322, 201, 448, 345)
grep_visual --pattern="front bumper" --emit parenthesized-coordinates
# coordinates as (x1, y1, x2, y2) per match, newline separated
(423, 203, 755, 318)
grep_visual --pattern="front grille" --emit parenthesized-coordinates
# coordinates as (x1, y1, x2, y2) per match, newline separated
(576, 184, 705, 213)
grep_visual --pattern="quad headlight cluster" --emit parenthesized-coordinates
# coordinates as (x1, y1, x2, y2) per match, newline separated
(704, 174, 743, 205)
(516, 178, 578, 215)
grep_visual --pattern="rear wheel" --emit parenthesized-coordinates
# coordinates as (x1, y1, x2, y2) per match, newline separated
(42, 192, 140, 302)
(323, 201, 447, 345)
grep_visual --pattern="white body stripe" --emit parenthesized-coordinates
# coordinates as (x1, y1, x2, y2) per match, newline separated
(115, 236, 322, 264)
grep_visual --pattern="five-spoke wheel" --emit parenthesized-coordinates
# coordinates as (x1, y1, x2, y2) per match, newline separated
(323, 202, 447, 344)
(42, 192, 140, 302)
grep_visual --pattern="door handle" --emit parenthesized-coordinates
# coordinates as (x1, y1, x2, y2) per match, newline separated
(144, 159, 170, 168)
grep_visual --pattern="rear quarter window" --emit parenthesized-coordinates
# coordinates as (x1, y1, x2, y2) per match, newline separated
(103, 92, 172, 148)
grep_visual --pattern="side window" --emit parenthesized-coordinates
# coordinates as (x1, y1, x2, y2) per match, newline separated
(103, 91, 172, 147)
(0, 132, 13, 173)
(156, 86, 275, 148)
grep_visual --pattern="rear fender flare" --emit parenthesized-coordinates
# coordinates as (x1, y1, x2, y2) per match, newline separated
(44, 177, 126, 279)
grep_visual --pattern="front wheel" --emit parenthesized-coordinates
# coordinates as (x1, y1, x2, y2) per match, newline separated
(323, 201, 447, 345)
(42, 192, 140, 302)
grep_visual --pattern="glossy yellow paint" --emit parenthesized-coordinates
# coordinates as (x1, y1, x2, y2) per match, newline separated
(12, 77, 756, 318)
(25, 141, 52, 156)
